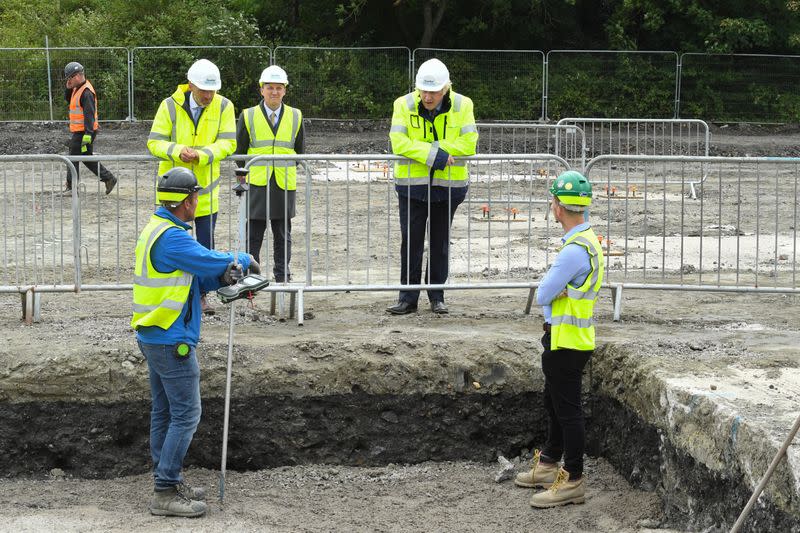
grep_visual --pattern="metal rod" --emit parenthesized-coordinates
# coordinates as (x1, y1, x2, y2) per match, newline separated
(219, 175, 248, 502)
(730, 412, 800, 533)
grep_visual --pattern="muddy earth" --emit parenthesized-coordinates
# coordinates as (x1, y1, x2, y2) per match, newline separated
(0, 121, 799, 532)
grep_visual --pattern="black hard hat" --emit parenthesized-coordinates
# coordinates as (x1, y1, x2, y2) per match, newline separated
(64, 61, 84, 79)
(157, 168, 202, 203)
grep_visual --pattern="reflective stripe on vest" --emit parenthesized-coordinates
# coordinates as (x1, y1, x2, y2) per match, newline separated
(69, 80, 99, 133)
(391, 91, 474, 185)
(549, 227, 605, 351)
(244, 104, 301, 189)
(131, 216, 193, 330)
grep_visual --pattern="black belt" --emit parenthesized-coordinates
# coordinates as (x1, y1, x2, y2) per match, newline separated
(542, 323, 551, 333)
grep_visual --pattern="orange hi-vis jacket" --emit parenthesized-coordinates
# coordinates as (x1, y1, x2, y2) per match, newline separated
(69, 80, 99, 133)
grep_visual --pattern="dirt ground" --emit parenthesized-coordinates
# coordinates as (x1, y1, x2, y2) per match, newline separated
(1, 121, 799, 531)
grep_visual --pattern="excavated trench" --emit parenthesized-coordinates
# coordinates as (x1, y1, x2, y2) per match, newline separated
(1, 388, 796, 532)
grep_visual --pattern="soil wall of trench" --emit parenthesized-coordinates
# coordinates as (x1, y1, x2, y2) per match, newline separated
(1, 339, 798, 532)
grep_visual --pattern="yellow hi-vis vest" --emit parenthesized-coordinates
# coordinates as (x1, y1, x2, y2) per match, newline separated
(131, 214, 193, 330)
(389, 90, 478, 187)
(243, 104, 302, 189)
(147, 84, 237, 217)
(550, 228, 605, 351)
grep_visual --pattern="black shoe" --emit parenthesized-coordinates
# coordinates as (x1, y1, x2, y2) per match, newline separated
(386, 301, 418, 315)
(431, 301, 449, 314)
(103, 176, 117, 195)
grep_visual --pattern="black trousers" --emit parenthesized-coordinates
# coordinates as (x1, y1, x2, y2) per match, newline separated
(65, 132, 115, 187)
(540, 331, 592, 479)
(397, 195, 462, 305)
(248, 218, 292, 282)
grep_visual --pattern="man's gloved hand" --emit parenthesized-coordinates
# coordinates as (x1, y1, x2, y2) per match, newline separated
(247, 254, 261, 275)
(431, 148, 451, 171)
(221, 262, 244, 285)
(81, 134, 92, 153)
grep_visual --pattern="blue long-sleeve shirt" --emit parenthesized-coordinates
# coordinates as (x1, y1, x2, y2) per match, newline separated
(536, 222, 592, 323)
(136, 207, 251, 346)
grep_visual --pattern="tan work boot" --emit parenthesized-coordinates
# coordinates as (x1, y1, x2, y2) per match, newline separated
(176, 481, 206, 501)
(530, 466, 586, 508)
(149, 486, 207, 517)
(514, 449, 559, 488)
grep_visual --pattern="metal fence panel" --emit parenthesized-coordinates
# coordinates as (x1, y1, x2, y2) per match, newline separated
(584, 155, 800, 292)
(272, 46, 411, 119)
(413, 48, 544, 121)
(546, 50, 679, 120)
(679, 53, 800, 123)
(558, 118, 709, 161)
(0, 47, 129, 121)
(0, 154, 571, 313)
(131, 46, 271, 120)
(477, 123, 585, 169)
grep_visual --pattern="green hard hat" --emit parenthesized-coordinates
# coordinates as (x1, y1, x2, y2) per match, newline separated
(549, 171, 592, 206)
(157, 167, 202, 203)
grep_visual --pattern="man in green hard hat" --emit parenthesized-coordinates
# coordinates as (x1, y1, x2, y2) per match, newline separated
(514, 170, 604, 508)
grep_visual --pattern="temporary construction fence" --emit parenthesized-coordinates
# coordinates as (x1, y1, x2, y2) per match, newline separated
(130, 46, 272, 121)
(556, 118, 711, 198)
(272, 46, 412, 119)
(412, 48, 545, 121)
(583, 155, 800, 318)
(545, 50, 679, 120)
(0, 46, 129, 121)
(678, 53, 800, 123)
(5, 45, 800, 122)
(3, 152, 798, 324)
(0, 153, 570, 324)
(477, 123, 586, 169)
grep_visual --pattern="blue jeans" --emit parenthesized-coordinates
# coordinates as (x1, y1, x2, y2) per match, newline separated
(138, 340, 202, 489)
(194, 212, 218, 250)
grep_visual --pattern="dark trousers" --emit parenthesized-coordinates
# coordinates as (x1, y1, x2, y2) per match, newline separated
(540, 331, 592, 479)
(194, 213, 217, 251)
(248, 218, 292, 282)
(397, 195, 462, 304)
(65, 132, 115, 187)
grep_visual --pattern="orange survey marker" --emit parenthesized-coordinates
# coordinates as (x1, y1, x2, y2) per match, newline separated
(597, 234, 624, 256)
(505, 207, 520, 220)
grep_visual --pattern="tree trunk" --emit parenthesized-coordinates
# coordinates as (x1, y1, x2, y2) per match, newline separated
(419, 0, 447, 48)
(290, 0, 300, 25)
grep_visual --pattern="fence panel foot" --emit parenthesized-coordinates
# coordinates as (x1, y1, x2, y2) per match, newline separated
(611, 285, 624, 322)
(20, 290, 41, 324)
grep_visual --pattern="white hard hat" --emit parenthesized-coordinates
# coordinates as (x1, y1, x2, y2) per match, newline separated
(415, 58, 450, 92)
(187, 59, 221, 91)
(259, 65, 288, 85)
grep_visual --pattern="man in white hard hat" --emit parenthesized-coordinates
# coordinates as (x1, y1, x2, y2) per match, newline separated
(387, 58, 478, 315)
(147, 58, 237, 315)
(235, 65, 304, 282)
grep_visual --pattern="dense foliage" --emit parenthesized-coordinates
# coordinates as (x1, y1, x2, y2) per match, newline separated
(2, 0, 800, 121)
